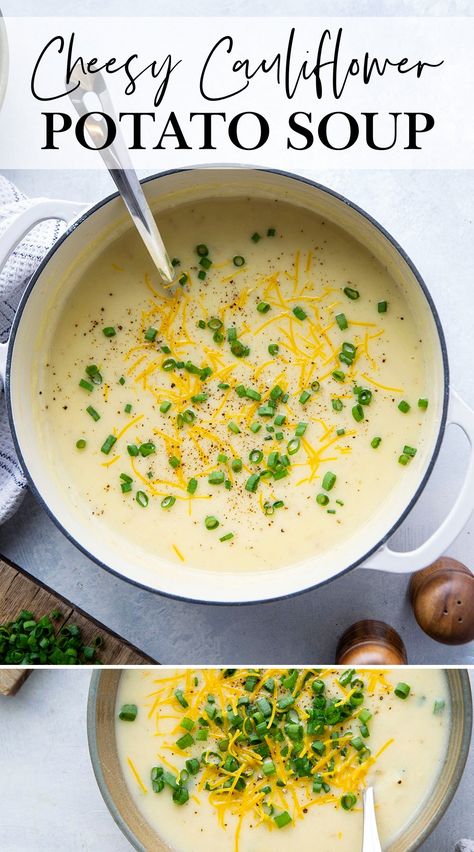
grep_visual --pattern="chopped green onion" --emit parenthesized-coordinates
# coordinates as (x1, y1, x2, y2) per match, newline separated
(316, 493, 329, 506)
(268, 343, 279, 356)
(332, 399, 343, 412)
(398, 400, 411, 413)
(293, 306, 307, 321)
(299, 390, 311, 405)
(257, 302, 271, 314)
(187, 478, 198, 495)
(127, 444, 139, 457)
(228, 421, 241, 434)
(245, 473, 260, 492)
(403, 445, 417, 457)
(76, 439, 86, 449)
(295, 422, 308, 437)
(249, 449, 263, 464)
(230, 340, 250, 358)
(182, 409, 196, 424)
(176, 732, 194, 750)
(144, 326, 157, 342)
(219, 532, 234, 542)
(205, 516, 219, 530)
(371, 437, 382, 449)
(161, 495, 176, 509)
(103, 326, 116, 337)
(196, 244, 209, 256)
(287, 438, 300, 455)
(251, 232, 261, 242)
(336, 313, 348, 330)
(79, 379, 93, 392)
(119, 704, 137, 721)
(418, 398, 429, 410)
(394, 682, 411, 699)
(358, 389, 372, 406)
(124, 403, 132, 413)
(174, 689, 188, 708)
(208, 471, 225, 485)
(86, 405, 100, 422)
(245, 387, 262, 401)
(377, 300, 388, 313)
(119, 376, 125, 385)
(352, 404, 364, 422)
(198, 270, 206, 280)
(398, 454, 410, 465)
(341, 793, 357, 811)
(332, 370, 345, 382)
(322, 471, 336, 491)
(136, 491, 149, 508)
(274, 811, 292, 829)
(160, 400, 172, 413)
(139, 442, 156, 457)
(250, 422, 262, 434)
(191, 393, 208, 404)
(169, 455, 181, 469)
(267, 228, 276, 237)
(200, 256, 212, 270)
(233, 255, 245, 267)
(343, 286, 360, 300)
(162, 358, 176, 371)
(101, 434, 117, 455)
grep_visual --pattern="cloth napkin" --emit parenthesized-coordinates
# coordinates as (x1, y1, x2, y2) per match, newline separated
(0, 175, 67, 522)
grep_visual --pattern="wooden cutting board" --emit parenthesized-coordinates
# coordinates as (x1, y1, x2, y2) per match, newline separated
(0, 556, 157, 666)
(0, 669, 31, 695)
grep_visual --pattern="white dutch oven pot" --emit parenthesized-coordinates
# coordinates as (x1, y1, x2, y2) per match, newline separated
(1, 167, 474, 604)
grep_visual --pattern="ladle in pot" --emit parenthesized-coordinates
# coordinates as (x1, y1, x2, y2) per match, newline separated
(69, 69, 175, 286)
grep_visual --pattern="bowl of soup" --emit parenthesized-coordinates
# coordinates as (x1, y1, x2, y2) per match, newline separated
(2, 167, 474, 602)
(88, 667, 472, 852)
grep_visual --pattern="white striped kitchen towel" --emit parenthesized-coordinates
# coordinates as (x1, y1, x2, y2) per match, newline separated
(0, 175, 67, 521)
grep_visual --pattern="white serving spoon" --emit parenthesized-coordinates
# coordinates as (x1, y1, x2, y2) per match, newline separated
(362, 787, 383, 852)
(68, 69, 175, 286)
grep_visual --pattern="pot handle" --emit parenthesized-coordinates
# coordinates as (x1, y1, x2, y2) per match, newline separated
(0, 198, 89, 387)
(365, 390, 474, 573)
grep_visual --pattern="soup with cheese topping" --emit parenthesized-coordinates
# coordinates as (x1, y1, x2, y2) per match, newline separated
(115, 667, 449, 852)
(40, 198, 430, 573)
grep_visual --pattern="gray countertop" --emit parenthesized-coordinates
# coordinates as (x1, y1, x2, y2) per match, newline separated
(0, 167, 473, 665)
(0, 668, 472, 851)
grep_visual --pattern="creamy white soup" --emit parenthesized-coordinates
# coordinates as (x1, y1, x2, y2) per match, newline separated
(115, 668, 449, 852)
(41, 199, 430, 571)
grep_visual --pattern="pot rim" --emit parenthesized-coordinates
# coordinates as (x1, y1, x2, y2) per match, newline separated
(87, 668, 472, 852)
(5, 165, 450, 606)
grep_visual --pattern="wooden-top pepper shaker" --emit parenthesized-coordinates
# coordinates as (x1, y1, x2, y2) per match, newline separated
(336, 620, 407, 665)
(409, 558, 474, 645)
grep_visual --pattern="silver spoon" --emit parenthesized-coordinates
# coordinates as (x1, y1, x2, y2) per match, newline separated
(68, 69, 174, 285)
(362, 787, 382, 852)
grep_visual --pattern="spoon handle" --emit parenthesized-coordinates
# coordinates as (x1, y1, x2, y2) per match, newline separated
(68, 70, 174, 284)
(362, 787, 383, 852)
(107, 164, 175, 284)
